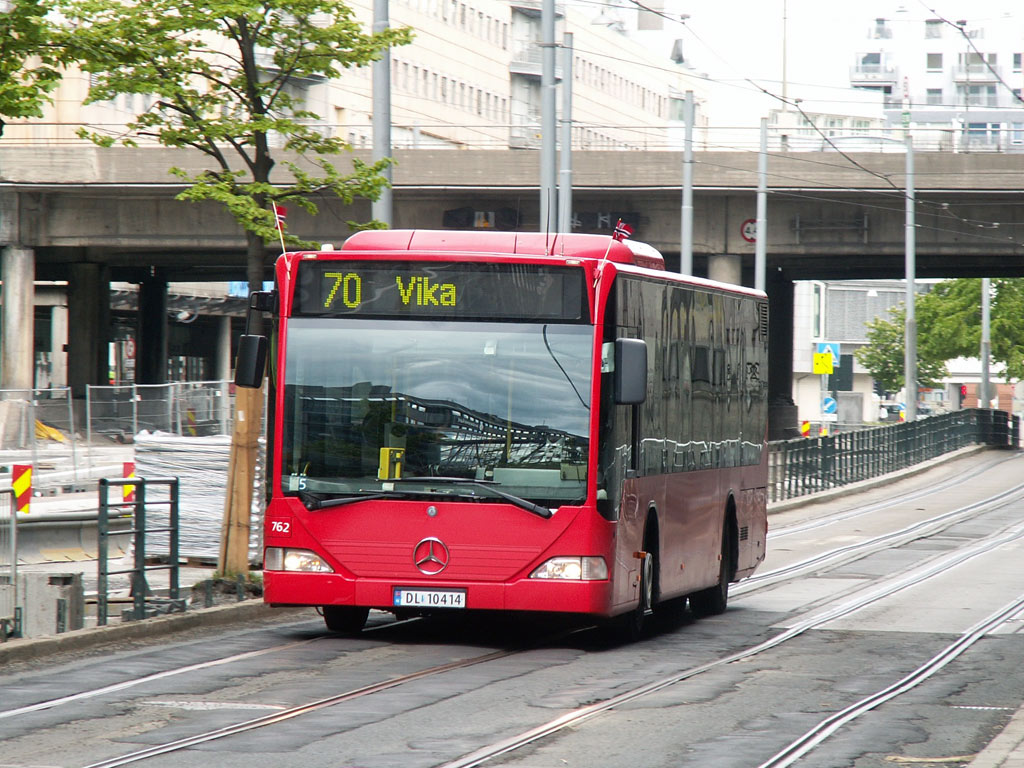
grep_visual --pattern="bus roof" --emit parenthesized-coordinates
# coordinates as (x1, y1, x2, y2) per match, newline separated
(341, 229, 666, 271)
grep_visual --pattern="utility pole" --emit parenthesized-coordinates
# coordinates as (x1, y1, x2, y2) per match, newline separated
(755, 117, 767, 292)
(904, 133, 917, 422)
(981, 277, 991, 408)
(372, 0, 393, 226)
(540, 0, 557, 232)
(557, 32, 573, 234)
(680, 91, 694, 275)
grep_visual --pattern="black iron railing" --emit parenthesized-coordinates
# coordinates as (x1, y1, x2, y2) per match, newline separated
(97, 476, 183, 624)
(768, 409, 1020, 503)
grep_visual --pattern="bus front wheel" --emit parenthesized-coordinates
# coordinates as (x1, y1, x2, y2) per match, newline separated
(322, 605, 369, 634)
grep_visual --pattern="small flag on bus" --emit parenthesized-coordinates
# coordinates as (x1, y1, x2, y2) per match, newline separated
(274, 204, 287, 233)
(612, 219, 633, 241)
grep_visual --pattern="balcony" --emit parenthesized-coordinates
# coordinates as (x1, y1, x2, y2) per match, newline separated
(509, 43, 562, 80)
(509, 0, 563, 19)
(953, 63, 1002, 82)
(849, 62, 898, 87)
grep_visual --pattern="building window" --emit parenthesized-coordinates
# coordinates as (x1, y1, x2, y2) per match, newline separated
(966, 122, 1000, 146)
(926, 88, 943, 105)
(924, 19, 942, 38)
(959, 84, 997, 107)
(926, 53, 943, 71)
(1015, 53, 1022, 73)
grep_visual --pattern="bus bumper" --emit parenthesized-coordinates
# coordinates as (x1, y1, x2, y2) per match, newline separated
(264, 571, 615, 617)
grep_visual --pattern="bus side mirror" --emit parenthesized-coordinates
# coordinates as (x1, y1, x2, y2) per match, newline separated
(235, 334, 267, 388)
(615, 338, 647, 405)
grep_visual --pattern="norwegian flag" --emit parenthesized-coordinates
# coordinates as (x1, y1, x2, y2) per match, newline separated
(612, 219, 634, 241)
(274, 204, 287, 233)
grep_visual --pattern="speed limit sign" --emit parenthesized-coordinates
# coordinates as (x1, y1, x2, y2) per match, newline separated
(741, 218, 757, 243)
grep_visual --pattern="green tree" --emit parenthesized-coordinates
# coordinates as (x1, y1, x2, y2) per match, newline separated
(855, 302, 949, 393)
(856, 279, 1024, 396)
(920, 278, 1024, 381)
(59, 0, 412, 287)
(0, 0, 67, 136)
(55, 0, 411, 575)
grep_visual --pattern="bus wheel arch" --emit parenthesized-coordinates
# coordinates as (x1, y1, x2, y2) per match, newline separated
(641, 506, 661, 612)
(611, 507, 660, 642)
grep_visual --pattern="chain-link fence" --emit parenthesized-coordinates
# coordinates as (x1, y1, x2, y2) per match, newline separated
(86, 381, 234, 442)
(0, 388, 86, 487)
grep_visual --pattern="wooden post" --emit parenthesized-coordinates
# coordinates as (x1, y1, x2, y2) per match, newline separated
(219, 384, 263, 577)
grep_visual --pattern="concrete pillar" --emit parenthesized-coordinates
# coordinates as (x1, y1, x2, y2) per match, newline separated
(50, 304, 68, 388)
(1, 245, 36, 392)
(68, 262, 111, 399)
(767, 269, 798, 441)
(708, 254, 742, 286)
(137, 274, 168, 385)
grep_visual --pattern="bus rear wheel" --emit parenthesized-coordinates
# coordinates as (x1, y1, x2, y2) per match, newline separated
(322, 605, 369, 634)
(689, 523, 732, 618)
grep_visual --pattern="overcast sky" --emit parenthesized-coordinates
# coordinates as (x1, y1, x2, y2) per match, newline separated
(668, 0, 1021, 92)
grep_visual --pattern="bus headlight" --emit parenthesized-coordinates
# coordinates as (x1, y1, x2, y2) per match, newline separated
(265, 547, 334, 573)
(530, 556, 608, 581)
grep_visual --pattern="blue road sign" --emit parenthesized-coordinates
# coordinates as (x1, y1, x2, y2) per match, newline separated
(816, 342, 840, 365)
(822, 396, 838, 414)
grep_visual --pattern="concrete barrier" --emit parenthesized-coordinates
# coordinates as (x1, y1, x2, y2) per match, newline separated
(15, 510, 131, 563)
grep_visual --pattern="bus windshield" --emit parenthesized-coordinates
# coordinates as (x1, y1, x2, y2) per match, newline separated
(281, 319, 594, 508)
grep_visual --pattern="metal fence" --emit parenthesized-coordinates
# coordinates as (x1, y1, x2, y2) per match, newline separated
(768, 409, 1020, 502)
(0, 489, 17, 639)
(97, 476, 182, 625)
(86, 381, 234, 442)
(0, 388, 81, 480)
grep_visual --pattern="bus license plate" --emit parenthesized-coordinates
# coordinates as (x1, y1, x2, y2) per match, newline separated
(393, 588, 467, 609)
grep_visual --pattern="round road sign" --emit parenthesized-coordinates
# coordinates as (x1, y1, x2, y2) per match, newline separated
(741, 219, 757, 243)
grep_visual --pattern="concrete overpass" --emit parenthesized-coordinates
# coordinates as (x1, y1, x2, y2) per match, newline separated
(3, 145, 1024, 436)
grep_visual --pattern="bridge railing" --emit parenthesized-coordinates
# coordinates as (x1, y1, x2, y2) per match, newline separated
(768, 408, 1019, 503)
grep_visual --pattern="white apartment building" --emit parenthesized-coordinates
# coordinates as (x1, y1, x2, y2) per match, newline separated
(849, 6, 1024, 150)
(330, 0, 709, 152)
(5, 1, 709, 153)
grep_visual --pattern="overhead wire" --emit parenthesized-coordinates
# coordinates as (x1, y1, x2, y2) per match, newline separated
(614, 0, 1024, 244)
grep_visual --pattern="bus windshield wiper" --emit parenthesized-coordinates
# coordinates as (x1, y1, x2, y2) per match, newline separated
(298, 489, 422, 511)
(391, 477, 553, 519)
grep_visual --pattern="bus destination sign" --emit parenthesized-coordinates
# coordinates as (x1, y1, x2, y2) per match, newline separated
(297, 261, 585, 321)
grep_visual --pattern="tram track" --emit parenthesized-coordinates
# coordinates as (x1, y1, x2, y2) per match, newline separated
(6, 468, 1015, 727)
(769, 450, 1022, 540)
(439, 511, 1024, 768)
(739, 475, 1024, 594)
(3, 453, 1022, 768)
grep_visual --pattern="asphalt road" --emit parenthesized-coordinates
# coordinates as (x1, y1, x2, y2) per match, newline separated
(2, 448, 1023, 768)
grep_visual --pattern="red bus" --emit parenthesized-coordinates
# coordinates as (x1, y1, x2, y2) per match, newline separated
(235, 229, 769, 638)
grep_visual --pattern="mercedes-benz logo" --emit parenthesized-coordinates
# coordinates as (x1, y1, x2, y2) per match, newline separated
(413, 537, 450, 575)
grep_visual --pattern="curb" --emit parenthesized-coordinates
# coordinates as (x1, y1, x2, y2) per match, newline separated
(0, 601, 309, 666)
(969, 705, 1024, 768)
